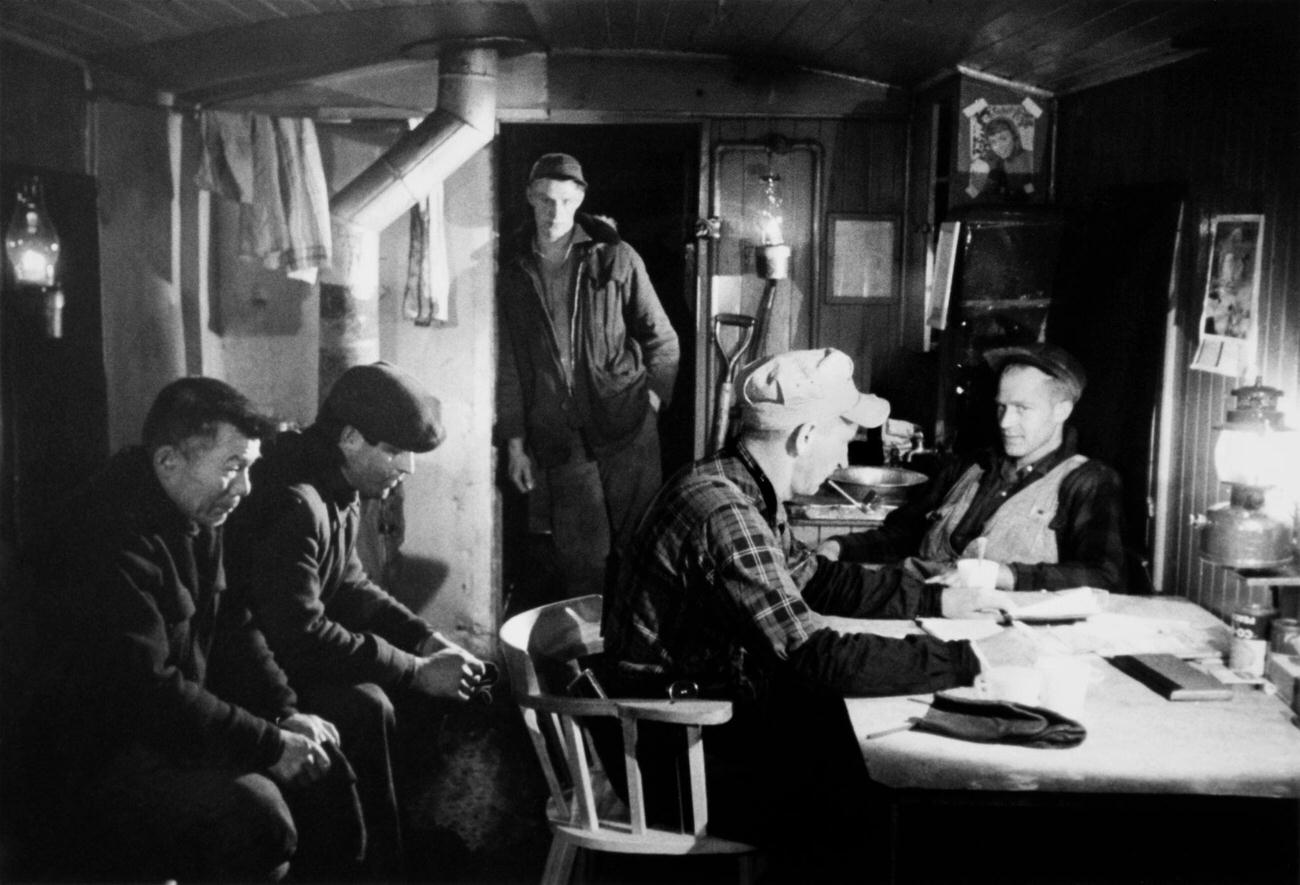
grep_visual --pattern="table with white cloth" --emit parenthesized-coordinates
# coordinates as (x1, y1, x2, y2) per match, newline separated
(823, 594, 1300, 884)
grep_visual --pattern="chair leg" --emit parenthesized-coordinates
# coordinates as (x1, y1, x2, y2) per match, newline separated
(737, 851, 762, 885)
(541, 835, 578, 885)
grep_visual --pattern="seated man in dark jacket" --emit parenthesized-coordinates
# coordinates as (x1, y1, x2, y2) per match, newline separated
(225, 360, 489, 878)
(6, 377, 360, 882)
(816, 343, 1131, 594)
(600, 347, 1039, 881)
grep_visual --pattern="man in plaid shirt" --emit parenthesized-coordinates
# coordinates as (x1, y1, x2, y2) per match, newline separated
(599, 347, 1037, 880)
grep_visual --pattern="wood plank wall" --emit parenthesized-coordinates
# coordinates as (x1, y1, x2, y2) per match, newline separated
(1055, 50, 1300, 618)
(704, 116, 907, 398)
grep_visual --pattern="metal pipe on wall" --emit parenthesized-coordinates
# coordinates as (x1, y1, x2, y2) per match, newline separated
(320, 42, 499, 400)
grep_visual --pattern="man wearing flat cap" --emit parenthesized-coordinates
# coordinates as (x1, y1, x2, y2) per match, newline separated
(819, 342, 1131, 593)
(498, 152, 680, 602)
(597, 347, 1039, 879)
(226, 360, 489, 878)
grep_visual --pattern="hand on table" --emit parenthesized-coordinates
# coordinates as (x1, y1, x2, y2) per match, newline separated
(971, 623, 1042, 670)
(926, 562, 1014, 591)
(938, 584, 1017, 620)
(815, 539, 843, 561)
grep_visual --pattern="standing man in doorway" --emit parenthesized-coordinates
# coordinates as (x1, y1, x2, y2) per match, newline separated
(498, 152, 680, 599)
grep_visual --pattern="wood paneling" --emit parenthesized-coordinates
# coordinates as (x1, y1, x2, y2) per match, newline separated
(2, 0, 1288, 105)
(1055, 43, 1300, 617)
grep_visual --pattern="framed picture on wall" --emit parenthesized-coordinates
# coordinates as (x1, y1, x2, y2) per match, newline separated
(826, 213, 899, 303)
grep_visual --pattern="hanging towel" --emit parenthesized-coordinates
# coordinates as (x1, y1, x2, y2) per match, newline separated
(275, 116, 332, 279)
(195, 110, 254, 203)
(195, 110, 332, 282)
(243, 113, 289, 264)
(401, 183, 450, 326)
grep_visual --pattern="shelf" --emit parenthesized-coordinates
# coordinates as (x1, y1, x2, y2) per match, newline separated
(960, 298, 1052, 311)
(1229, 561, 1300, 589)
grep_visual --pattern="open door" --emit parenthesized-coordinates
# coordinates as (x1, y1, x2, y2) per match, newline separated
(496, 123, 700, 612)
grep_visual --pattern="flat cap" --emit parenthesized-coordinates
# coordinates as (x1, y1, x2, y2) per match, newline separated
(738, 347, 890, 431)
(320, 361, 445, 453)
(528, 152, 586, 187)
(985, 342, 1087, 402)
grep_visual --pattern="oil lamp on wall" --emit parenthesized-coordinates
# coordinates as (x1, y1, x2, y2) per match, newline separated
(1196, 378, 1299, 569)
(4, 175, 65, 338)
(754, 162, 789, 281)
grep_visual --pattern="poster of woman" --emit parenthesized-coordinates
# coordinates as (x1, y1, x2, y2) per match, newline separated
(963, 98, 1042, 201)
(1192, 214, 1265, 376)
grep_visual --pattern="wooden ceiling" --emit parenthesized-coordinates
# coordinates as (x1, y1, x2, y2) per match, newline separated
(0, 0, 1294, 109)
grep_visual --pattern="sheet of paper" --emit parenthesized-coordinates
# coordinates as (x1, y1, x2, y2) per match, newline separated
(1007, 587, 1104, 621)
(1030, 614, 1225, 659)
(916, 618, 1004, 642)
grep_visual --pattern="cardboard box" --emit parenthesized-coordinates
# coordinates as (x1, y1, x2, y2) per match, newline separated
(1265, 652, 1300, 715)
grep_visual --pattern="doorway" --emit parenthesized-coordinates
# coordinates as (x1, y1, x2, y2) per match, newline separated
(497, 123, 701, 611)
(498, 122, 701, 471)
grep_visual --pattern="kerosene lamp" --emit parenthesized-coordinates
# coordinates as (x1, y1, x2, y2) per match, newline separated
(1196, 378, 1298, 569)
(4, 175, 65, 338)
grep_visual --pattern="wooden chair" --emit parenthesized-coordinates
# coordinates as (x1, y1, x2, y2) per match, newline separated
(499, 595, 758, 885)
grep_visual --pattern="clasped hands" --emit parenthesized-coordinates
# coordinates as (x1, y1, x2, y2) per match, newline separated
(270, 712, 340, 786)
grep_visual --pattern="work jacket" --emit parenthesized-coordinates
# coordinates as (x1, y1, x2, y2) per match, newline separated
(497, 213, 679, 468)
(16, 448, 294, 788)
(225, 426, 436, 690)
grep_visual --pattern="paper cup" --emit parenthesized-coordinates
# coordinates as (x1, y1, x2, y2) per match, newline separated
(974, 665, 1042, 706)
(1037, 655, 1092, 718)
(956, 558, 999, 590)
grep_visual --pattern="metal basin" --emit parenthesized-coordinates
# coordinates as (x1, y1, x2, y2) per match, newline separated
(826, 465, 928, 506)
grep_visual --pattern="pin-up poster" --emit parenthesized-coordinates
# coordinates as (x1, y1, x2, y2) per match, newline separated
(961, 97, 1043, 203)
(1192, 214, 1264, 377)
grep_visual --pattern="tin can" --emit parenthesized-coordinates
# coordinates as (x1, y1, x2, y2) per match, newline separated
(1271, 617, 1300, 655)
(1232, 603, 1277, 640)
(1230, 603, 1276, 677)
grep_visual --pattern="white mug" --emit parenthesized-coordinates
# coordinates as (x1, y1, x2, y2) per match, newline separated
(1037, 655, 1092, 718)
(973, 665, 1042, 706)
(956, 558, 1000, 591)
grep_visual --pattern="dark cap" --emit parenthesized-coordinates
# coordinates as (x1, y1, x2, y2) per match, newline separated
(320, 361, 445, 453)
(985, 343, 1087, 402)
(528, 153, 586, 187)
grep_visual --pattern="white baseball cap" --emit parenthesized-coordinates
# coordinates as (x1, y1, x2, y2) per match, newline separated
(738, 348, 890, 431)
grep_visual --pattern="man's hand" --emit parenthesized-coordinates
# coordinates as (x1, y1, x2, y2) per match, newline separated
(926, 562, 1014, 590)
(412, 648, 490, 700)
(971, 624, 1042, 669)
(268, 730, 330, 785)
(278, 712, 340, 749)
(939, 584, 1017, 620)
(506, 438, 534, 494)
(815, 538, 843, 561)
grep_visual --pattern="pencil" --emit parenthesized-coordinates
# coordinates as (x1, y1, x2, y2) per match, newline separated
(864, 721, 917, 740)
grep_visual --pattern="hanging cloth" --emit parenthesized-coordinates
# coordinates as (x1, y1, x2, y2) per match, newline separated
(401, 181, 450, 326)
(195, 111, 332, 283)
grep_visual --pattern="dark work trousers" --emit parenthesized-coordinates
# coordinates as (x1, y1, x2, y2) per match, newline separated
(595, 674, 884, 885)
(296, 681, 406, 882)
(68, 739, 364, 883)
(534, 410, 663, 600)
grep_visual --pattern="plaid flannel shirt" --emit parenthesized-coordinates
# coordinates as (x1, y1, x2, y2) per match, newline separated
(602, 445, 977, 700)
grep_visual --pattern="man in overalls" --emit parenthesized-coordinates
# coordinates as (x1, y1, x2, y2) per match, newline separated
(818, 343, 1129, 593)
